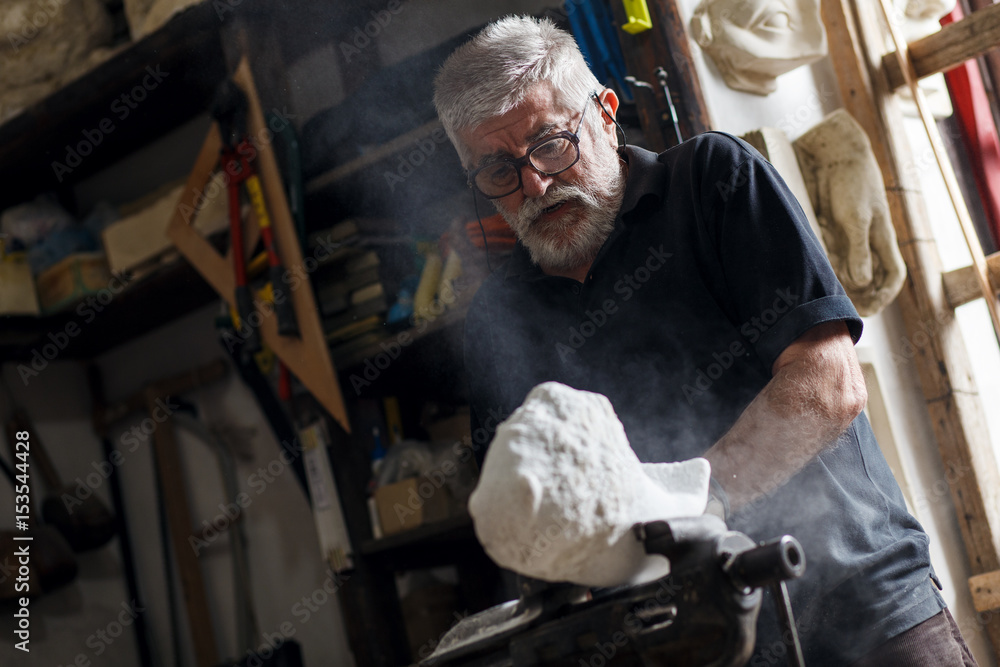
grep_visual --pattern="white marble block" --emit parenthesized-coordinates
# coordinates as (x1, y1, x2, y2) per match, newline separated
(469, 382, 710, 587)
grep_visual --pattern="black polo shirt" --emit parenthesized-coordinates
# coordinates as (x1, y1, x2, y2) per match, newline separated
(464, 133, 944, 664)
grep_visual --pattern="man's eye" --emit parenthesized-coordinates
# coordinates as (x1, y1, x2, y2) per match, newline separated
(533, 139, 569, 160)
(486, 164, 516, 185)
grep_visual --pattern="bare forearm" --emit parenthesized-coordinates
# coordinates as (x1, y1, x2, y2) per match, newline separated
(704, 322, 867, 512)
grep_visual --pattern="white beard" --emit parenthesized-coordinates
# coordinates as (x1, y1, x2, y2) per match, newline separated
(496, 139, 626, 273)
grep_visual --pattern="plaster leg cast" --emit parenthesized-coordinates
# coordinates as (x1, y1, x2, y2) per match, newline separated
(468, 382, 710, 588)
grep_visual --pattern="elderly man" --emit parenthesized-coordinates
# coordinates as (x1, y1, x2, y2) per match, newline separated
(433, 15, 976, 667)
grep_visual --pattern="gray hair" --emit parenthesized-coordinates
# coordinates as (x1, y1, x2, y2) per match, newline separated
(433, 15, 601, 166)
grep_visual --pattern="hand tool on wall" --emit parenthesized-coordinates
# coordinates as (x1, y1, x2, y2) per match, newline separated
(213, 82, 261, 357)
(267, 110, 307, 248)
(95, 359, 229, 667)
(212, 80, 300, 348)
(626, 67, 683, 147)
(172, 412, 305, 667)
(6, 408, 116, 552)
(654, 66, 683, 146)
(86, 363, 155, 667)
(168, 59, 351, 433)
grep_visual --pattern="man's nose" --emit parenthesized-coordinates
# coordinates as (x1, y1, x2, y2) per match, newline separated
(521, 165, 553, 199)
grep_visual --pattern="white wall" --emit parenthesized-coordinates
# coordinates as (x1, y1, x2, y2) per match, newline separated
(674, 0, 998, 663)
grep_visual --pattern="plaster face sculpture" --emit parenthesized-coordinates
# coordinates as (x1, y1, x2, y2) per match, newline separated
(468, 382, 710, 588)
(690, 0, 828, 95)
(793, 110, 906, 316)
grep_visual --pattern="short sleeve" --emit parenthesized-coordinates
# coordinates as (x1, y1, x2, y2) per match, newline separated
(695, 133, 862, 372)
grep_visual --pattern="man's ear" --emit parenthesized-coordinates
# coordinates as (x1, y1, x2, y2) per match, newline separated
(596, 89, 620, 143)
(597, 88, 620, 126)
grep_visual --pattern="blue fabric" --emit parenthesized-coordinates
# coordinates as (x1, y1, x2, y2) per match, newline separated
(464, 134, 943, 665)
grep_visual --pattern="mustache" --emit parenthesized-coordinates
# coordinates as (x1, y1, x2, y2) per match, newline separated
(515, 184, 600, 226)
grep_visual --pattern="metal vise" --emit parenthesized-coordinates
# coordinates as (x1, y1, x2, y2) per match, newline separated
(423, 515, 805, 667)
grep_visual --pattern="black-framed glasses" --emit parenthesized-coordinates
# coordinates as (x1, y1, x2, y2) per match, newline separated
(468, 94, 594, 199)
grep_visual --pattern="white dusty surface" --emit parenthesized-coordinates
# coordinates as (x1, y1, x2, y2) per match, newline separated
(468, 382, 709, 587)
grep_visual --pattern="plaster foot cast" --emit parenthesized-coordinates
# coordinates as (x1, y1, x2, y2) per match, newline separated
(793, 109, 906, 316)
(689, 0, 827, 96)
(468, 382, 710, 588)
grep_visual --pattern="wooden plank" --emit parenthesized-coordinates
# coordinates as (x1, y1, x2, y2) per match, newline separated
(144, 391, 219, 667)
(822, 0, 1000, 657)
(942, 252, 1000, 308)
(166, 125, 236, 299)
(970, 570, 1000, 613)
(883, 1, 1000, 89)
(609, 0, 712, 151)
(232, 60, 352, 434)
(306, 121, 442, 193)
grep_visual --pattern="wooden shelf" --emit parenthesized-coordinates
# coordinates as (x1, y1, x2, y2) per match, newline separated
(0, 257, 217, 361)
(360, 512, 481, 571)
(333, 302, 470, 405)
(333, 301, 468, 370)
(362, 512, 473, 555)
(305, 121, 444, 193)
(0, 2, 227, 211)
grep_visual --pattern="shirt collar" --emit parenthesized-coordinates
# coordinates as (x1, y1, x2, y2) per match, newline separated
(503, 144, 667, 282)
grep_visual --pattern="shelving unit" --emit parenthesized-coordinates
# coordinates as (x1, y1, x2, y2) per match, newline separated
(0, 2, 229, 360)
(0, 257, 217, 359)
(0, 2, 227, 212)
(0, 2, 497, 664)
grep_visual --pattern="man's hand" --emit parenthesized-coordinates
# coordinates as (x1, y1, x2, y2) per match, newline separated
(703, 321, 867, 512)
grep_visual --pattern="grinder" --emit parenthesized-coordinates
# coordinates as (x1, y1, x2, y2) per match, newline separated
(423, 515, 805, 667)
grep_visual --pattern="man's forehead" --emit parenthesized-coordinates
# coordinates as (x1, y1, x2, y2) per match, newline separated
(460, 83, 575, 167)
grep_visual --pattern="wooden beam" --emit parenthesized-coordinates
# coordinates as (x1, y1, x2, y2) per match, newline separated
(883, 1, 1000, 90)
(609, 0, 712, 151)
(970, 570, 1000, 613)
(822, 0, 1000, 656)
(145, 389, 220, 667)
(879, 0, 1000, 341)
(942, 252, 1000, 308)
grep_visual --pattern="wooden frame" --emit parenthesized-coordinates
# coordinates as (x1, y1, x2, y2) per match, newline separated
(822, 0, 1000, 656)
(167, 59, 350, 433)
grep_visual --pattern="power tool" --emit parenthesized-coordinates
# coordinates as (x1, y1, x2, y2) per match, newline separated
(423, 515, 805, 667)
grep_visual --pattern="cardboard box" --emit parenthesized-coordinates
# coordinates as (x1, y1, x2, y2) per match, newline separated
(375, 478, 451, 536)
(102, 179, 228, 277)
(35, 252, 111, 313)
(0, 258, 40, 315)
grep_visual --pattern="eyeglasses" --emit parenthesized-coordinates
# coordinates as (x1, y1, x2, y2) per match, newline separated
(468, 95, 594, 199)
